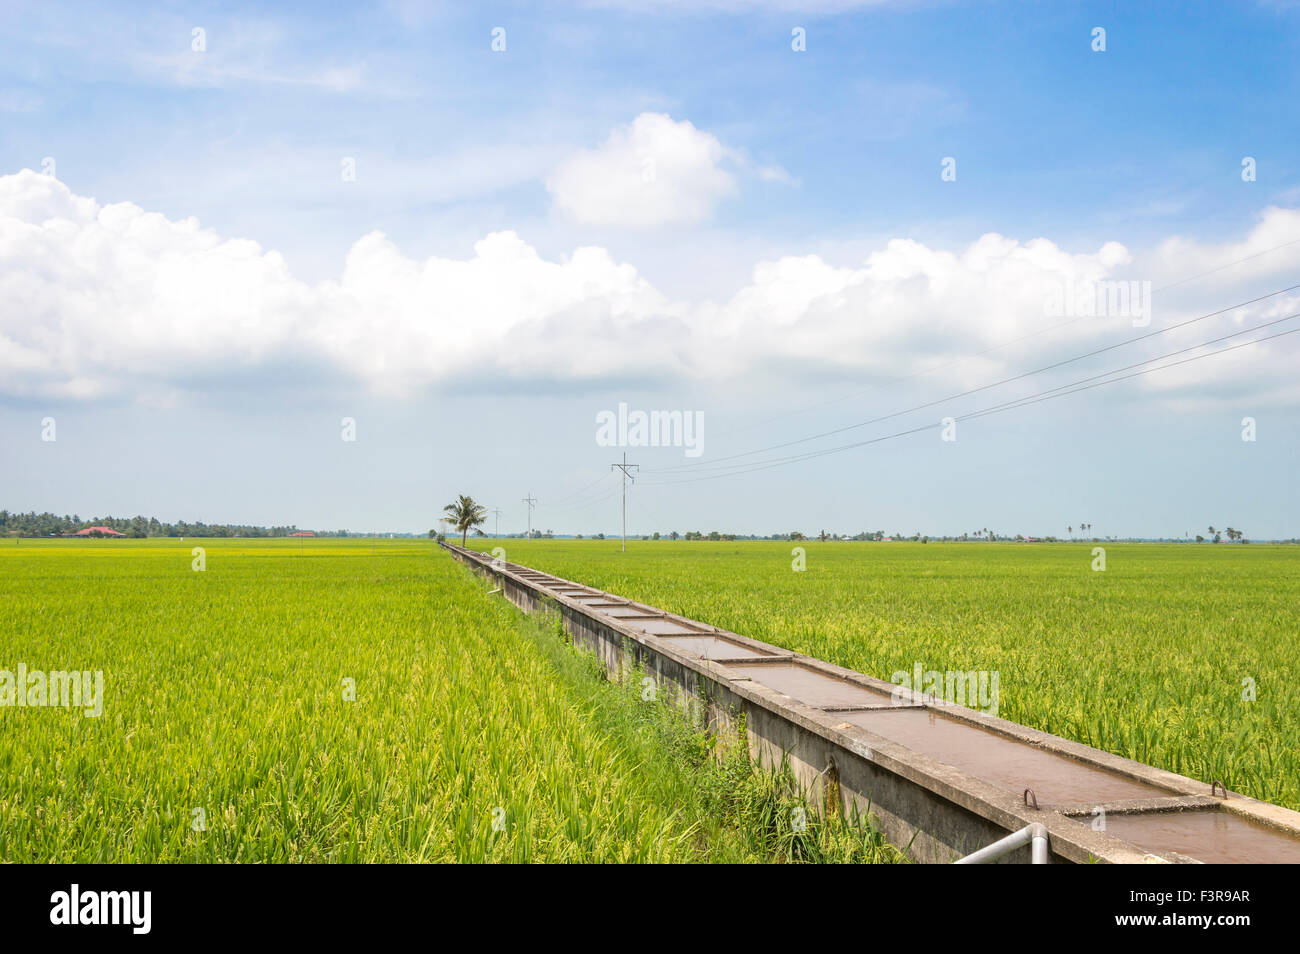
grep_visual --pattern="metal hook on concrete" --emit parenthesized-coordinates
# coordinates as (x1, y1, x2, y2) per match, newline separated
(1024, 788, 1039, 810)
(1211, 780, 1228, 798)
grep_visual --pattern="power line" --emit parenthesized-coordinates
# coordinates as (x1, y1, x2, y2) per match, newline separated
(542, 472, 618, 511)
(670, 308, 1300, 477)
(646, 320, 1298, 483)
(957, 312, 1300, 422)
(964, 325, 1300, 422)
(723, 234, 1300, 439)
(546, 471, 617, 506)
(638, 314, 1300, 485)
(568, 485, 624, 514)
(644, 282, 1300, 475)
(1156, 235, 1300, 291)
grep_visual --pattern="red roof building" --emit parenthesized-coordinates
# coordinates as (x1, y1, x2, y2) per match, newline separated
(289, 531, 315, 537)
(73, 526, 125, 537)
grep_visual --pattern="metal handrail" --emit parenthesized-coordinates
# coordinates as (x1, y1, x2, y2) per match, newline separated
(954, 823, 1049, 864)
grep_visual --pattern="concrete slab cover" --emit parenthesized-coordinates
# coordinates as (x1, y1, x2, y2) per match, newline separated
(657, 635, 772, 659)
(629, 618, 706, 635)
(1102, 809, 1300, 863)
(728, 662, 891, 708)
(842, 708, 1164, 806)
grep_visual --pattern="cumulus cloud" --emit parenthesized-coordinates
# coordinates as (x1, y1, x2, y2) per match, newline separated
(2, 169, 1297, 408)
(0, 170, 685, 400)
(547, 113, 740, 226)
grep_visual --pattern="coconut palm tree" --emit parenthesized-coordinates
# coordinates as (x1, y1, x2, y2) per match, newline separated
(443, 495, 487, 547)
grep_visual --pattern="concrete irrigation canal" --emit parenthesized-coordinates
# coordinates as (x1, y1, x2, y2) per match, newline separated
(444, 543, 1300, 864)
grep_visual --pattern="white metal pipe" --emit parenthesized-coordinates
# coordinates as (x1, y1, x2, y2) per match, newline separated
(954, 826, 1033, 864)
(955, 824, 1049, 864)
(1031, 824, 1050, 864)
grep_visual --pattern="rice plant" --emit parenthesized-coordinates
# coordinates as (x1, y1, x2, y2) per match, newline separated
(0, 537, 902, 862)
(471, 538, 1300, 811)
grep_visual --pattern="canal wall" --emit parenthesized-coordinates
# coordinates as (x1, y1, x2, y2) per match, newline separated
(444, 543, 1300, 864)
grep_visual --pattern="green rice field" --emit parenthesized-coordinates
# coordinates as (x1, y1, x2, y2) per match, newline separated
(5, 535, 1296, 863)
(0, 538, 900, 863)
(468, 538, 1300, 811)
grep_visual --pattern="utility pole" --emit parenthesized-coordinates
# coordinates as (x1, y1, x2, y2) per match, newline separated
(610, 452, 639, 553)
(491, 508, 503, 538)
(521, 494, 537, 539)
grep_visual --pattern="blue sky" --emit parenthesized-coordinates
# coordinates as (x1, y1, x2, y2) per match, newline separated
(2, 1, 1299, 537)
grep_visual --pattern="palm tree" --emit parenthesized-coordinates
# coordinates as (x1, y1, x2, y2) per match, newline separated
(443, 495, 487, 547)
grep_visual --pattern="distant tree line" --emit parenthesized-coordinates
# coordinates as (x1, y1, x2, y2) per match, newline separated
(0, 510, 334, 538)
(625, 530, 1047, 543)
(1199, 526, 1247, 544)
(550, 530, 1285, 544)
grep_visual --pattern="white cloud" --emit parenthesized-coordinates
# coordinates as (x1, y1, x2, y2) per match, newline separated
(756, 164, 798, 184)
(126, 19, 371, 93)
(547, 113, 739, 227)
(0, 171, 683, 400)
(2, 169, 1297, 409)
